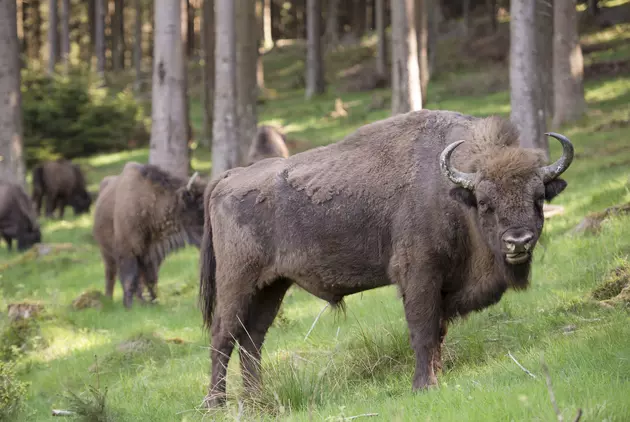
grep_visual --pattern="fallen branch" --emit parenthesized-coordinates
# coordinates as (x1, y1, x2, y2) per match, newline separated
(507, 351, 537, 379)
(345, 413, 379, 420)
(541, 356, 582, 422)
(304, 303, 330, 341)
(52, 409, 75, 417)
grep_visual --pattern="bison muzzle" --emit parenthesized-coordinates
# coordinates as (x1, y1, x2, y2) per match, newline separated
(197, 110, 574, 407)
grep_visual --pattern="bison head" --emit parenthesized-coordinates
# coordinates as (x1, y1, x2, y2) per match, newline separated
(69, 189, 93, 215)
(176, 172, 207, 247)
(17, 226, 41, 251)
(441, 133, 573, 275)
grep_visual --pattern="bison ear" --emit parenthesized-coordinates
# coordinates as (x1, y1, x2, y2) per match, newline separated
(544, 178, 567, 202)
(449, 187, 476, 208)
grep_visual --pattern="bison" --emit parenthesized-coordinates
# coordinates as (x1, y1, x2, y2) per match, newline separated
(198, 110, 574, 406)
(246, 125, 290, 166)
(0, 182, 42, 251)
(92, 162, 207, 308)
(32, 159, 93, 219)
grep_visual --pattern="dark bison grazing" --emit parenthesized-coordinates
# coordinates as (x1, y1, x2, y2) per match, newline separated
(198, 110, 574, 406)
(246, 125, 290, 165)
(0, 182, 42, 251)
(32, 159, 93, 218)
(93, 163, 207, 308)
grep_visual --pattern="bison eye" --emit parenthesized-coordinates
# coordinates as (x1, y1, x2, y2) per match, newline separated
(478, 200, 493, 214)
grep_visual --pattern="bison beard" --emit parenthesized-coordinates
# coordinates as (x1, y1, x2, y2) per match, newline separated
(198, 110, 574, 407)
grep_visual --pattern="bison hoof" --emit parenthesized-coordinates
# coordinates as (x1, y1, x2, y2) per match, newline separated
(201, 394, 226, 409)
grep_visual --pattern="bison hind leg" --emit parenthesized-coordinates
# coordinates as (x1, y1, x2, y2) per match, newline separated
(118, 256, 141, 309)
(103, 253, 117, 298)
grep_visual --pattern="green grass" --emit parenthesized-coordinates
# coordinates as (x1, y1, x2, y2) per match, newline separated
(2, 18, 630, 422)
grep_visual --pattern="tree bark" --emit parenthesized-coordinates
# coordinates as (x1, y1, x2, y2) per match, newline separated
(463, 0, 471, 37)
(487, 0, 497, 33)
(0, 0, 26, 187)
(236, 0, 259, 159)
(510, 0, 548, 156)
(181, 0, 192, 146)
(427, 0, 438, 75)
(365, 0, 373, 30)
(61, 0, 70, 73)
(201, 0, 215, 149)
(326, 0, 339, 46)
(306, 0, 325, 98)
(375, 0, 387, 79)
(134, 0, 142, 92)
(88, 0, 95, 55)
(352, 0, 365, 39)
(95, 0, 106, 77)
(262, 0, 273, 49)
(391, 0, 422, 114)
(149, 0, 190, 179)
(47, 0, 58, 75)
(588, 0, 599, 16)
(416, 0, 429, 104)
(187, 0, 195, 57)
(552, 0, 585, 128)
(32, 0, 42, 62)
(538, 0, 554, 118)
(212, 0, 240, 178)
(113, 0, 125, 71)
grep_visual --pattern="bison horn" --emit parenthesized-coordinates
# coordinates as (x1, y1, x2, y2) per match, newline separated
(439, 140, 476, 190)
(186, 172, 199, 191)
(540, 132, 574, 183)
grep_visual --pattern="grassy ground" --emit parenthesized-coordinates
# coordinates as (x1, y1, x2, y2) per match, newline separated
(2, 12, 630, 422)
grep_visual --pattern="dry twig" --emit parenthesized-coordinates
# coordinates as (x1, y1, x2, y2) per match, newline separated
(345, 413, 379, 420)
(541, 356, 582, 422)
(304, 303, 330, 341)
(51, 409, 75, 416)
(507, 351, 537, 378)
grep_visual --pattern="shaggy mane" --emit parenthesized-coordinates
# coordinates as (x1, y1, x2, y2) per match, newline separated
(140, 164, 186, 191)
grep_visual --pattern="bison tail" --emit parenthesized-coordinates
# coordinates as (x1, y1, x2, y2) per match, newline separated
(198, 216, 216, 332)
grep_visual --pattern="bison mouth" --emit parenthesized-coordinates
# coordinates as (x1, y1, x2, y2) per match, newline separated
(505, 252, 531, 265)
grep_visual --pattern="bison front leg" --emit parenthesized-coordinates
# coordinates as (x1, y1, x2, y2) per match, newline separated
(44, 194, 56, 218)
(102, 254, 117, 298)
(432, 318, 448, 375)
(118, 257, 141, 309)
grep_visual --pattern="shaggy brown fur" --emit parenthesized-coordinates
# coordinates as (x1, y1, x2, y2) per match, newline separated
(246, 125, 290, 165)
(198, 109, 574, 407)
(93, 163, 207, 308)
(0, 182, 42, 251)
(32, 159, 93, 219)
(98, 175, 117, 196)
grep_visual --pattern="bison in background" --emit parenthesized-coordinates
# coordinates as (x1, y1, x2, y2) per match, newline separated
(246, 125, 290, 166)
(32, 159, 93, 219)
(198, 110, 574, 407)
(0, 182, 42, 251)
(93, 163, 207, 308)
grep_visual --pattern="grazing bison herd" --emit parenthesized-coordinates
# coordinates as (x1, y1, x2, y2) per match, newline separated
(0, 112, 574, 407)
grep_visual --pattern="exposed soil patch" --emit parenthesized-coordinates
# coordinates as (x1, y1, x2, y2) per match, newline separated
(572, 202, 630, 235)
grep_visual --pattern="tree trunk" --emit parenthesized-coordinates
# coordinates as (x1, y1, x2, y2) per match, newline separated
(212, 0, 240, 178)
(463, 0, 470, 37)
(538, 0, 554, 118)
(134, 0, 142, 92)
(588, 0, 598, 16)
(0, 0, 26, 187)
(487, 0, 497, 33)
(187, 0, 195, 57)
(552, 0, 585, 128)
(181, 0, 192, 146)
(262, 0, 273, 49)
(113, 0, 124, 71)
(95, 0, 106, 77)
(47, 0, 58, 75)
(306, 0, 325, 98)
(236, 0, 259, 159)
(416, 0, 429, 104)
(89, 0, 95, 56)
(149, 0, 189, 179)
(201, 0, 215, 149)
(375, 0, 387, 79)
(427, 0, 438, 75)
(352, 0, 365, 39)
(61, 0, 70, 73)
(391, 0, 422, 114)
(33, 0, 42, 62)
(325, 0, 339, 46)
(510, 0, 548, 156)
(365, 0, 373, 30)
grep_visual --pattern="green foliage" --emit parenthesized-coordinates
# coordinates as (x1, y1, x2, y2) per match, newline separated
(0, 361, 28, 421)
(21, 69, 149, 168)
(0, 318, 45, 362)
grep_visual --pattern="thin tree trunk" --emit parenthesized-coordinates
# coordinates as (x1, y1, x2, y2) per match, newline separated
(391, 0, 422, 114)
(201, 0, 214, 149)
(365, 0, 373, 30)
(47, 0, 58, 75)
(375, 0, 387, 79)
(134, 0, 142, 92)
(0, 0, 26, 187)
(61, 0, 70, 73)
(326, 0, 339, 46)
(212, 0, 240, 178)
(552, 0, 585, 128)
(181, 0, 191, 147)
(187, 0, 195, 57)
(33, 0, 42, 62)
(19, 0, 26, 57)
(588, 0, 598, 16)
(416, 0, 429, 103)
(236, 0, 258, 160)
(538, 0, 553, 118)
(352, 0, 365, 39)
(427, 0, 438, 75)
(510, 0, 548, 156)
(95, 0, 106, 77)
(113, 0, 124, 71)
(89, 0, 95, 56)
(487, 0, 497, 33)
(463, 0, 471, 37)
(262, 0, 273, 48)
(306, 0, 325, 98)
(150, 0, 189, 179)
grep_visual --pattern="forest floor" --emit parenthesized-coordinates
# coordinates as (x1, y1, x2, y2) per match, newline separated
(2, 10, 630, 422)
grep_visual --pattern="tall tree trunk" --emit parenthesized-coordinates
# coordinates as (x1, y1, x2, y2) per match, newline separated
(588, 0, 598, 16)
(510, 0, 548, 156)
(352, 0, 365, 39)
(0, 0, 26, 187)
(187, 0, 195, 57)
(19, 0, 26, 57)
(462, 0, 470, 37)
(33, 0, 42, 62)
(236, 0, 258, 159)
(365, 0, 373, 30)
(89, 0, 95, 56)
(552, 0, 585, 128)
(427, 0, 438, 75)
(47, 0, 58, 75)
(305, 0, 325, 98)
(134, 0, 142, 92)
(325, 0, 339, 46)
(95, 0, 106, 77)
(391, 0, 422, 114)
(487, 0, 497, 33)
(262, 0, 273, 49)
(539, 0, 554, 118)
(113, 0, 124, 71)
(150, 0, 189, 179)
(201, 0, 214, 149)
(375, 0, 387, 79)
(212, 0, 240, 178)
(181, 0, 191, 147)
(61, 0, 70, 73)
(416, 0, 429, 104)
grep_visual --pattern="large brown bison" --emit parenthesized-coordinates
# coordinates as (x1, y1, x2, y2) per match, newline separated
(198, 110, 574, 406)
(32, 159, 93, 218)
(93, 162, 206, 308)
(246, 125, 290, 166)
(0, 182, 42, 251)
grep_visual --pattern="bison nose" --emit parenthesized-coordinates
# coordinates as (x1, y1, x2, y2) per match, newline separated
(502, 230, 534, 253)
